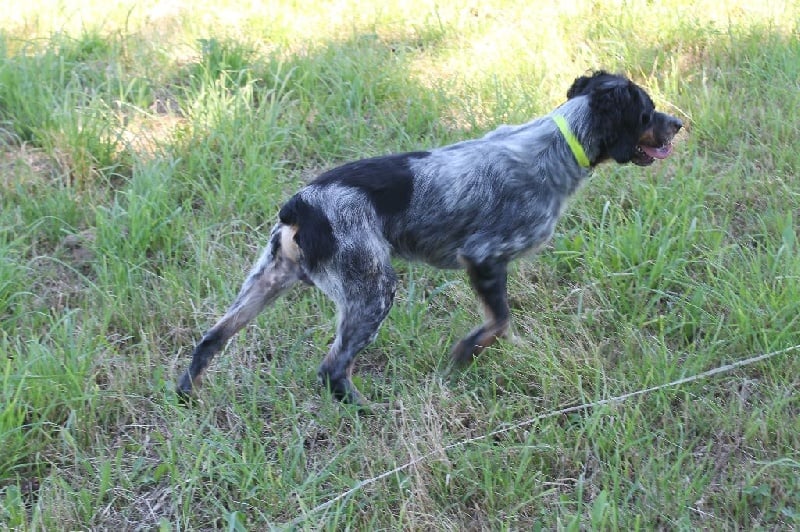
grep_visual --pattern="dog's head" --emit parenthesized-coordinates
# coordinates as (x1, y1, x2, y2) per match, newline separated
(567, 71, 682, 166)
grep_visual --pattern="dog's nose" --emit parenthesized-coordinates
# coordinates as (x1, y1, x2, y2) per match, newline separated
(670, 117, 683, 134)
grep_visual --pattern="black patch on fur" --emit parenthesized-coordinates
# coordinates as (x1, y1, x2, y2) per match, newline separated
(312, 152, 429, 216)
(279, 195, 336, 270)
(567, 71, 655, 164)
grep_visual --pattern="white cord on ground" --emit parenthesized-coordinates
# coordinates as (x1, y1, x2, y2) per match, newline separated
(285, 343, 799, 528)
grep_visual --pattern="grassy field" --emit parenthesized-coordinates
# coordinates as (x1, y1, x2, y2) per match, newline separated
(1, 0, 799, 529)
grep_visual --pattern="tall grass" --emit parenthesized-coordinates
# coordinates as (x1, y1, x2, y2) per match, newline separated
(1, 1, 799, 529)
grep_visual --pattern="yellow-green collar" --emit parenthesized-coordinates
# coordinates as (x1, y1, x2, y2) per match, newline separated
(553, 114, 590, 168)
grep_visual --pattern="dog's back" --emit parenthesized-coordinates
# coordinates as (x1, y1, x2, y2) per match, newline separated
(293, 111, 587, 271)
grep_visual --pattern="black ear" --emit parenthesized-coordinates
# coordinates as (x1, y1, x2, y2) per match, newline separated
(566, 70, 614, 99)
(566, 75, 592, 99)
(591, 81, 635, 118)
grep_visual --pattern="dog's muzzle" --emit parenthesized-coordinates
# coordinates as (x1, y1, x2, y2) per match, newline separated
(633, 115, 683, 166)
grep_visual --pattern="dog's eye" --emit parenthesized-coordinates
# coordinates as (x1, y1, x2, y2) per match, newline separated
(640, 112, 652, 126)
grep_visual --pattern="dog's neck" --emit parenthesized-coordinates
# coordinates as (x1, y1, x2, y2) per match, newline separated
(552, 114, 590, 168)
(549, 96, 597, 169)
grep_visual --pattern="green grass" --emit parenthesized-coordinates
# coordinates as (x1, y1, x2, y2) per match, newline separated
(1, 1, 799, 529)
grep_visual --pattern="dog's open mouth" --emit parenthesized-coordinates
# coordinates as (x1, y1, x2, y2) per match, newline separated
(633, 142, 673, 166)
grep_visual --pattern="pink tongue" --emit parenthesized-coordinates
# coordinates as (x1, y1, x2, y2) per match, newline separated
(640, 143, 673, 159)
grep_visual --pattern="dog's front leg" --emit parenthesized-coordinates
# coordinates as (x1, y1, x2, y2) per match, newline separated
(449, 258, 510, 369)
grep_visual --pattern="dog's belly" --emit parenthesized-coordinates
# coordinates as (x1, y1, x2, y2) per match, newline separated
(385, 212, 557, 269)
(384, 221, 462, 268)
(390, 239, 463, 269)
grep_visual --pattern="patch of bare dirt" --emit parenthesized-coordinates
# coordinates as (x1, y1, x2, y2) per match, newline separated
(23, 230, 98, 317)
(59, 229, 96, 272)
(114, 86, 187, 159)
(0, 133, 60, 191)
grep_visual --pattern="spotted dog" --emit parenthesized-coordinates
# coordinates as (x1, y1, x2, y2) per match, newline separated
(177, 71, 683, 404)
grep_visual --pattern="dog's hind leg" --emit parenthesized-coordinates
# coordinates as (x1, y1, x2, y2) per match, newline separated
(449, 258, 510, 369)
(177, 224, 303, 398)
(314, 253, 397, 405)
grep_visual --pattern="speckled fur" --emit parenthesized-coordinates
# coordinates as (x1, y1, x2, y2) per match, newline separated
(177, 71, 683, 404)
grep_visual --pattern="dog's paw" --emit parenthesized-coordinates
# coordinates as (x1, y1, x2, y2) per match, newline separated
(318, 372, 368, 406)
(443, 345, 475, 377)
(448, 331, 486, 371)
(175, 372, 199, 406)
(175, 387, 198, 406)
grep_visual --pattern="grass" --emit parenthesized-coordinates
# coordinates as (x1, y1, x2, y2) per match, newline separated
(1, 0, 799, 529)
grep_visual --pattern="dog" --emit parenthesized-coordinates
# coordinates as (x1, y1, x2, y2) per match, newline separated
(177, 70, 682, 404)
